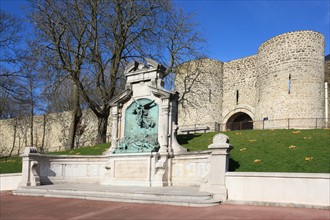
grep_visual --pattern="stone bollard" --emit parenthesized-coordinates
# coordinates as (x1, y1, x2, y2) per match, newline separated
(199, 133, 233, 201)
(19, 147, 41, 187)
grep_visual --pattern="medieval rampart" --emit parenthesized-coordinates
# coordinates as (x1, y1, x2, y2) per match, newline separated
(221, 55, 257, 124)
(0, 109, 112, 156)
(255, 31, 325, 128)
(175, 30, 328, 131)
(175, 59, 223, 127)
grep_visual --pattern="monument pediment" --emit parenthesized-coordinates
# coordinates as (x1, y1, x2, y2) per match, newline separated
(109, 89, 132, 107)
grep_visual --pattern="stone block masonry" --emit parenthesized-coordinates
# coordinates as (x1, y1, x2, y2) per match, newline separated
(175, 30, 329, 130)
(0, 108, 112, 156)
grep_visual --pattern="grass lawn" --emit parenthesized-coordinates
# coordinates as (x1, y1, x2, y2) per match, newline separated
(47, 143, 110, 156)
(177, 129, 330, 173)
(0, 156, 22, 174)
(1, 129, 329, 174)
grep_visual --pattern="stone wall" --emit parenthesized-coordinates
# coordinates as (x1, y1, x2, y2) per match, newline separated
(0, 109, 112, 156)
(175, 30, 328, 130)
(222, 55, 257, 122)
(325, 55, 330, 124)
(175, 59, 223, 127)
(255, 31, 325, 127)
(226, 172, 330, 208)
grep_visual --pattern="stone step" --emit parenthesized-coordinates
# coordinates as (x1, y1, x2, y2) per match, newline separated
(13, 184, 221, 207)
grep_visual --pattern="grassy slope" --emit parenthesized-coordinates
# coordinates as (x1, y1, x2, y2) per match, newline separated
(47, 143, 110, 156)
(1, 130, 329, 174)
(177, 129, 330, 173)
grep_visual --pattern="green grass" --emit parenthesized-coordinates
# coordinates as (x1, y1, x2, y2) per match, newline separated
(0, 156, 22, 174)
(1, 130, 329, 174)
(177, 129, 330, 173)
(47, 143, 110, 156)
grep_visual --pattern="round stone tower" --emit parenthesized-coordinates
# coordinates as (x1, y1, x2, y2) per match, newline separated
(255, 30, 325, 128)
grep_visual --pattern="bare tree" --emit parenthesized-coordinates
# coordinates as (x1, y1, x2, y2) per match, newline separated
(29, 0, 88, 149)
(158, 8, 206, 89)
(175, 59, 208, 107)
(0, 10, 28, 118)
(30, 0, 205, 144)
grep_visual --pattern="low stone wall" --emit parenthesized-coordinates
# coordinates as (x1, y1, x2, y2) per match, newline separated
(3, 168, 330, 208)
(226, 172, 330, 208)
(170, 151, 210, 186)
(17, 153, 109, 186)
(37, 155, 109, 184)
(10, 140, 330, 208)
(0, 173, 22, 191)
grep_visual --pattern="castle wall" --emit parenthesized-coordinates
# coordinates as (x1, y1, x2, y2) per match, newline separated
(175, 30, 327, 130)
(255, 31, 325, 128)
(175, 59, 223, 128)
(221, 55, 257, 122)
(325, 58, 330, 124)
(0, 109, 112, 156)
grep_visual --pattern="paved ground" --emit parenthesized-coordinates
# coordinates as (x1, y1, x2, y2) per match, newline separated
(1, 191, 329, 220)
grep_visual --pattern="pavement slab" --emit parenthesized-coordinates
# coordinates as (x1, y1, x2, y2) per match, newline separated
(1, 191, 329, 220)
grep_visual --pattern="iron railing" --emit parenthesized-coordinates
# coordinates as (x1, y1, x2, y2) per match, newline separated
(179, 118, 330, 133)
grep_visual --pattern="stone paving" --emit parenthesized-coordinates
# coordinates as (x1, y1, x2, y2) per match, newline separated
(1, 191, 329, 220)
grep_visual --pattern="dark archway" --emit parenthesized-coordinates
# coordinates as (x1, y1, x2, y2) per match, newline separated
(226, 112, 253, 131)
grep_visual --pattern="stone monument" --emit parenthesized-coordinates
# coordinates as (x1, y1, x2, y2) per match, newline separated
(102, 58, 187, 186)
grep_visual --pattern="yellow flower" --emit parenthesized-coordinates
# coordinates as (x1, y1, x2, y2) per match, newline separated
(75, 152, 80, 155)
(240, 148, 247, 152)
(254, 159, 262, 163)
(303, 136, 312, 140)
(292, 131, 301, 134)
(249, 139, 256, 142)
(305, 156, 313, 161)
(289, 145, 297, 149)
(235, 132, 242, 135)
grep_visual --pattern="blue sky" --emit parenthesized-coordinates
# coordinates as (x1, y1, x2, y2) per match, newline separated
(1, 0, 329, 62)
(174, 0, 330, 61)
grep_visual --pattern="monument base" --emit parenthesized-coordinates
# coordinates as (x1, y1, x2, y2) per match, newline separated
(101, 152, 168, 187)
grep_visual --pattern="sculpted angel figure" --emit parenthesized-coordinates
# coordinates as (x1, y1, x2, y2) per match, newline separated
(132, 98, 156, 129)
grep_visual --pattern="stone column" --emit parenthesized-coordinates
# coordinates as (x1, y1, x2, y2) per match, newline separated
(158, 98, 169, 154)
(19, 147, 41, 187)
(199, 134, 233, 201)
(109, 106, 118, 152)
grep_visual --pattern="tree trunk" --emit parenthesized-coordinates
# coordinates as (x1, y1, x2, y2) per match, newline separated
(30, 106, 34, 147)
(41, 114, 46, 153)
(66, 84, 82, 150)
(9, 118, 18, 157)
(96, 114, 109, 144)
(29, 80, 34, 147)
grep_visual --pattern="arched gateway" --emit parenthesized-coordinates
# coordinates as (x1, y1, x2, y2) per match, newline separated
(226, 112, 253, 131)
